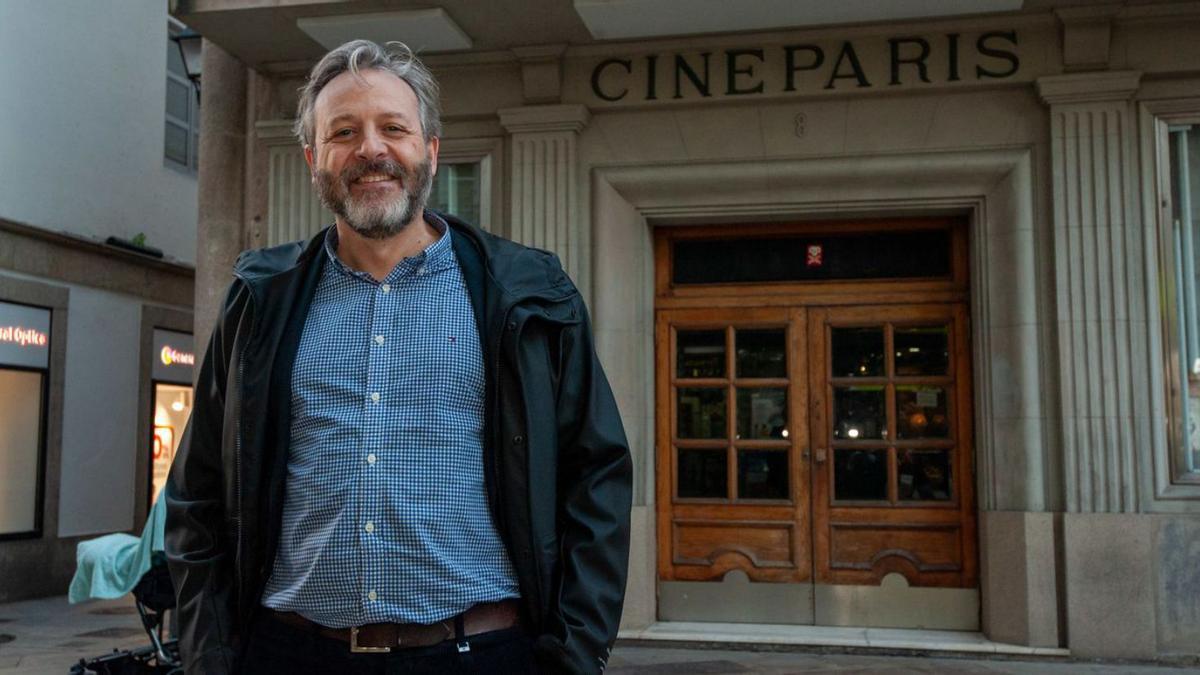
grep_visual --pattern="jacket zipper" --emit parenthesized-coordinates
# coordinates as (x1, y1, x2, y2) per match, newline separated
(233, 282, 256, 629)
(487, 304, 514, 531)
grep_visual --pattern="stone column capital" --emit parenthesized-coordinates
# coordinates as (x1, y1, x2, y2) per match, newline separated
(1036, 70, 1141, 106)
(498, 103, 591, 135)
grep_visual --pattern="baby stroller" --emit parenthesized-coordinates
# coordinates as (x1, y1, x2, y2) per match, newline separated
(68, 494, 181, 674)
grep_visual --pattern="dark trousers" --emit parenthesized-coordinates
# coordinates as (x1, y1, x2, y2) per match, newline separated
(239, 610, 538, 675)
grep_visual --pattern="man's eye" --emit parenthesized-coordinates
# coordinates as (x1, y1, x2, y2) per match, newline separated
(333, 129, 353, 137)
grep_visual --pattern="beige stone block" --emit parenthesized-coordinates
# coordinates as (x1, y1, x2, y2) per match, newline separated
(984, 229, 1039, 327)
(1112, 22, 1200, 73)
(1155, 515, 1200, 655)
(1063, 513, 1156, 659)
(620, 505, 656, 630)
(757, 99, 849, 158)
(673, 105, 765, 161)
(842, 96, 940, 153)
(923, 91, 1041, 149)
(987, 322, 1043, 421)
(988, 416, 1045, 512)
(589, 110, 688, 164)
(981, 510, 1031, 645)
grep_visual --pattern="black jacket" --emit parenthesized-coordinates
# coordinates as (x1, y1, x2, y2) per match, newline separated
(165, 215, 632, 674)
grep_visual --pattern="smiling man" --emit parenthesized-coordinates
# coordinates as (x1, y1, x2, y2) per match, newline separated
(165, 40, 632, 675)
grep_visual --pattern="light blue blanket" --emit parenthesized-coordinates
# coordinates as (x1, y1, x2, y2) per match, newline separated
(68, 492, 167, 603)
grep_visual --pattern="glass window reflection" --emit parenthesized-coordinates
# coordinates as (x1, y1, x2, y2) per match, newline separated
(896, 386, 950, 439)
(834, 449, 888, 501)
(737, 450, 789, 500)
(678, 449, 727, 498)
(677, 388, 727, 439)
(894, 325, 950, 376)
(831, 327, 884, 378)
(898, 449, 952, 501)
(736, 388, 787, 440)
(677, 330, 725, 379)
(833, 386, 886, 439)
(736, 329, 786, 378)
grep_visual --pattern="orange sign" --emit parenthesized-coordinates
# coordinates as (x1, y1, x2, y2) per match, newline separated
(160, 345, 195, 367)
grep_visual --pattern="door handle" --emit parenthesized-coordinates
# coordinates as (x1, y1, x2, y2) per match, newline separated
(814, 448, 828, 464)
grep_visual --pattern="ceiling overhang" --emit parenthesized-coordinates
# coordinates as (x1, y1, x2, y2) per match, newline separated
(573, 0, 1027, 40)
(297, 8, 472, 53)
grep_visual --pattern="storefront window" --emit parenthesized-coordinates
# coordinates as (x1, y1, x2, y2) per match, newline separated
(150, 330, 194, 507)
(0, 301, 51, 538)
(428, 161, 482, 227)
(1164, 122, 1200, 482)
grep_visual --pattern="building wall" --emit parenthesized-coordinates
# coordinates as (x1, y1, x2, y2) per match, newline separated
(0, 0, 198, 264)
(428, 9, 1200, 661)
(56, 286, 143, 537)
(0, 0, 197, 602)
(189, 0, 1200, 662)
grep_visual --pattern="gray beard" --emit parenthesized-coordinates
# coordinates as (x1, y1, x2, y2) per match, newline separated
(315, 156, 434, 240)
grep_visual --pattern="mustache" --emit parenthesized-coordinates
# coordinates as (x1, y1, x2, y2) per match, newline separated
(340, 159, 408, 184)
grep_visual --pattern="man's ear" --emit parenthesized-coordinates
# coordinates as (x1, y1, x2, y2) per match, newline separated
(428, 136, 440, 177)
(303, 144, 316, 181)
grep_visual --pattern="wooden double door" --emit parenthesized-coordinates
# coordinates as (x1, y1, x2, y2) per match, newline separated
(655, 302, 977, 624)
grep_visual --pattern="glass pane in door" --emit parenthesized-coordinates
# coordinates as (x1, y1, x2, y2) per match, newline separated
(895, 386, 949, 439)
(736, 387, 787, 439)
(736, 329, 786, 378)
(677, 330, 726, 378)
(831, 327, 885, 377)
(833, 449, 888, 501)
(737, 449, 789, 500)
(833, 386, 886, 439)
(677, 388, 726, 438)
(678, 448, 727, 498)
(894, 325, 950, 375)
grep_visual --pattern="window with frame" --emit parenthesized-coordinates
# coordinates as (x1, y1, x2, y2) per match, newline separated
(1161, 120, 1200, 484)
(165, 22, 199, 172)
(0, 301, 51, 539)
(428, 161, 483, 227)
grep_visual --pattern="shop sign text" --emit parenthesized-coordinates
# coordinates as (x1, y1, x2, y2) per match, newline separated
(160, 345, 195, 367)
(0, 325, 48, 348)
(590, 31, 1020, 103)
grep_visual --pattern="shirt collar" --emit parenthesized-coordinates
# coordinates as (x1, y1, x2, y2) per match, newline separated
(323, 211, 454, 282)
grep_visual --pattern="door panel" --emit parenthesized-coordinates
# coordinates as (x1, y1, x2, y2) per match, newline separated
(656, 307, 811, 584)
(809, 304, 976, 588)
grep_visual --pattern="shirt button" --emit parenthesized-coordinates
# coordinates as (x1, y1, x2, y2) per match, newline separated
(381, 284, 391, 294)
(364, 521, 375, 533)
(370, 392, 380, 403)
(416, 265, 426, 275)
(367, 453, 377, 465)
(367, 590, 377, 601)
(374, 335, 385, 345)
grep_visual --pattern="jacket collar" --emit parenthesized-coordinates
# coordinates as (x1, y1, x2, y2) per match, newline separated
(233, 211, 576, 305)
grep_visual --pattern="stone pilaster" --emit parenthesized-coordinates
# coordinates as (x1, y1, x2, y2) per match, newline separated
(1037, 70, 1144, 513)
(498, 104, 592, 300)
(195, 39, 248, 356)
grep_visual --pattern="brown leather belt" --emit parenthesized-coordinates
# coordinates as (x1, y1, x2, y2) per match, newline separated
(269, 600, 521, 653)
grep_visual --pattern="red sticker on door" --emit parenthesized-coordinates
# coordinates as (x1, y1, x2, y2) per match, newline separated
(806, 244, 823, 267)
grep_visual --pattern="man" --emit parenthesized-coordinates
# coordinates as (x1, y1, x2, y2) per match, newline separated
(165, 39, 632, 675)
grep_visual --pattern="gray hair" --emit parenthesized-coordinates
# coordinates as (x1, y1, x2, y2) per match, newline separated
(294, 40, 442, 148)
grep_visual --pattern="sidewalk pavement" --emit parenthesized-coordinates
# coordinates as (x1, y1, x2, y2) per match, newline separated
(1, 593, 1197, 674)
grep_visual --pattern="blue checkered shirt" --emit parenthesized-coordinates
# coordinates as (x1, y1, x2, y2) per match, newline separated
(260, 216, 519, 628)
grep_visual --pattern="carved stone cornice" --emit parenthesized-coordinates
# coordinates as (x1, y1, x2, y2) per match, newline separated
(498, 103, 591, 135)
(1036, 70, 1141, 106)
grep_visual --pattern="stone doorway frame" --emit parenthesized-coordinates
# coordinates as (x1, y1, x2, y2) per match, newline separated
(592, 147, 1055, 643)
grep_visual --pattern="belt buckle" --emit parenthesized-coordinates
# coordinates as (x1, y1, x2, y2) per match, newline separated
(350, 625, 392, 653)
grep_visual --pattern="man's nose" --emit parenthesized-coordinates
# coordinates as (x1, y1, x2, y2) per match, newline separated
(355, 128, 387, 159)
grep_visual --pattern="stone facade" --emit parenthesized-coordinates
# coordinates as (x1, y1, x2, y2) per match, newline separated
(178, 1, 1200, 661)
